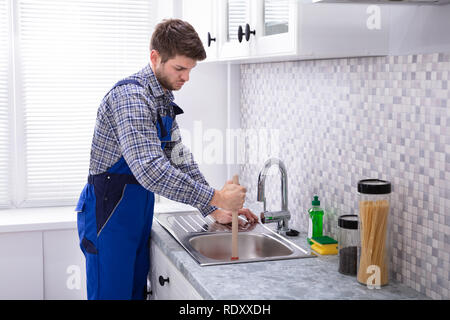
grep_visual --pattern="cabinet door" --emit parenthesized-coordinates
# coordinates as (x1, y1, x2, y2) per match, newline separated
(149, 240, 203, 300)
(218, 0, 251, 59)
(43, 229, 87, 300)
(251, 0, 297, 57)
(183, 0, 218, 61)
(0, 231, 43, 299)
(298, 4, 389, 59)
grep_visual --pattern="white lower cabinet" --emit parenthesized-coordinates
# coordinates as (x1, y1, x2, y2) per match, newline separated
(0, 228, 87, 300)
(0, 229, 202, 300)
(43, 229, 87, 300)
(149, 240, 203, 300)
(0, 231, 44, 299)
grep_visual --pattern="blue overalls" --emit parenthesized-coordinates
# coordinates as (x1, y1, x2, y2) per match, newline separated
(75, 79, 182, 300)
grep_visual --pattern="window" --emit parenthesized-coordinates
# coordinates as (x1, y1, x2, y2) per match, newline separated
(1, 0, 156, 208)
(0, 0, 10, 208)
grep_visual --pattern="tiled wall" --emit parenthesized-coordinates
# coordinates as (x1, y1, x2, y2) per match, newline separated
(239, 53, 450, 299)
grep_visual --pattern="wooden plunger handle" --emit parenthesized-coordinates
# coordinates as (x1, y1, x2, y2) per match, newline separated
(231, 175, 239, 261)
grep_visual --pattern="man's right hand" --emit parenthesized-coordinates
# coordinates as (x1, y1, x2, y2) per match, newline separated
(210, 180, 246, 211)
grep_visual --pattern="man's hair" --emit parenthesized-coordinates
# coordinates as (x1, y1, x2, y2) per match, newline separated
(150, 19, 206, 63)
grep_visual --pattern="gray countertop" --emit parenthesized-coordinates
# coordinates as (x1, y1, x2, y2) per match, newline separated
(150, 212, 428, 300)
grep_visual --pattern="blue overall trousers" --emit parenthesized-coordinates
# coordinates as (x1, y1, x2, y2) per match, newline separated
(75, 79, 179, 300)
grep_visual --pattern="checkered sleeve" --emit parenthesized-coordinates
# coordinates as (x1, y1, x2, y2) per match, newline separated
(163, 118, 219, 217)
(110, 92, 216, 209)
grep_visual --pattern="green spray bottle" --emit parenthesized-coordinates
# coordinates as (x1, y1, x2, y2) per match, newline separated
(307, 196, 324, 245)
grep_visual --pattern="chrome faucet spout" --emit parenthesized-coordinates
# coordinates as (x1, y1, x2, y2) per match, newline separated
(257, 158, 290, 234)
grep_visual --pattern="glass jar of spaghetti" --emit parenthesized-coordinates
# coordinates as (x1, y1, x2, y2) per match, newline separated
(357, 179, 392, 287)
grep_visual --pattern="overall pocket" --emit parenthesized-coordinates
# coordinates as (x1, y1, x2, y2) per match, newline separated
(82, 237, 98, 254)
(75, 195, 86, 213)
(97, 184, 128, 236)
(75, 184, 88, 243)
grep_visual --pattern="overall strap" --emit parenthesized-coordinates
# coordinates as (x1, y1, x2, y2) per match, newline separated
(170, 101, 184, 116)
(113, 79, 169, 138)
(111, 79, 185, 146)
(114, 79, 144, 88)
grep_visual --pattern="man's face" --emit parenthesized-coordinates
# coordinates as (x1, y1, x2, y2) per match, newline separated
(151, 50, 197, 91)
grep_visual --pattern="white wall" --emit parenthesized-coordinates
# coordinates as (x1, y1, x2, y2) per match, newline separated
(173, 62, 230, 190)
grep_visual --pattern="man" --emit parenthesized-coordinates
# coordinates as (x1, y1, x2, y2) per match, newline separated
(75, 19, 258, 300)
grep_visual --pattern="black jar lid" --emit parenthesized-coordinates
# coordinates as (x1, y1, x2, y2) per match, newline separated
(357, 179, 391, 195)
(338, 215, 358, 229)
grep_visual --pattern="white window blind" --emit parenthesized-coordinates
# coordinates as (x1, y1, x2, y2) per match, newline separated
(16, 0, 154, 206)
(0, 0, 10, 208)
(264, 0, 289, 36)
(227, 0, 248, 41)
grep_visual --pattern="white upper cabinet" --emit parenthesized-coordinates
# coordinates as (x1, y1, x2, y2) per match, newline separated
(250, 0, 297, 58)
(183, 0, 219, 61)
(182, 1, 390, 63)
(295, 3, 389, 60)
(217, 0, 252, 59)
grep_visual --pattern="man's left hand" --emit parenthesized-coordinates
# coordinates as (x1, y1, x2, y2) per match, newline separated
(209, 208, 258, 225)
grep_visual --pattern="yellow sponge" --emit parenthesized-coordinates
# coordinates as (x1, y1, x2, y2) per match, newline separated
(310, 236, 338, 255)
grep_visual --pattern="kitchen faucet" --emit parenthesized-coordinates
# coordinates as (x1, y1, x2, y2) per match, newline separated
(257, 158, 292, 235)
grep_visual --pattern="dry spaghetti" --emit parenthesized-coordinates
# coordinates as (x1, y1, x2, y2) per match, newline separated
(357, 200, 390, 285)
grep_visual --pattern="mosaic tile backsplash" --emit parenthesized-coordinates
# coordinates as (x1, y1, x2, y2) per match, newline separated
(239, 53, 450, 299)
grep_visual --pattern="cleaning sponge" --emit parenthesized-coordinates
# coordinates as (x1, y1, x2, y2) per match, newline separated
(310, 236, 338, 255)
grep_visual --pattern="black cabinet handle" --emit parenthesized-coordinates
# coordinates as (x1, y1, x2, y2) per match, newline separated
(238, 24, 256, 43)
(238, 25, 244, 43)
(158, 275, 169, 286)
(245, 23, 255, 41)
(207, 32, 216, 47)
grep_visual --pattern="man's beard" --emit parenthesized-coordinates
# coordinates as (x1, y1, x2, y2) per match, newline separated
(155, 65, 176, 91)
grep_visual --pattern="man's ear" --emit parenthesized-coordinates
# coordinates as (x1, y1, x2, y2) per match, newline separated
(150, 49, 160, 68)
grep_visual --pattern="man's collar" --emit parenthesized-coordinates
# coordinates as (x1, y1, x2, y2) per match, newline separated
(143, 63, 174, 102)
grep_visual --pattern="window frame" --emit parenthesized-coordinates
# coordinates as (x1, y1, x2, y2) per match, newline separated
(2, 0, 162, 209)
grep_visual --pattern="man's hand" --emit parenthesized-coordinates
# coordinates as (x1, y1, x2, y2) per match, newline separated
(209, 208, 258, 225)
(210, 180, 246, 211)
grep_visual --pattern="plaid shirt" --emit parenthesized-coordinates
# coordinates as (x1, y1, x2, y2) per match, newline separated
(89, 64, 218, 217)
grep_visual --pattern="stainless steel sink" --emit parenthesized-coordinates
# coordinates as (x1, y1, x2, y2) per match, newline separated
(155, 210, 314, 266)
(189, 233, 293, 260)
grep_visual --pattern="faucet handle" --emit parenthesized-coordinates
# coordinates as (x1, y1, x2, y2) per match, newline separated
(260, 210, 290, 224)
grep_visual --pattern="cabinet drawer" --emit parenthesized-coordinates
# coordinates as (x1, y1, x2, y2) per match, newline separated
(150, 240, 203, 300)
